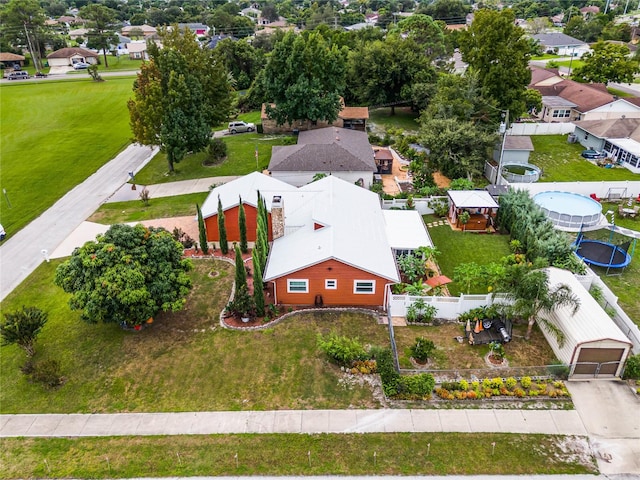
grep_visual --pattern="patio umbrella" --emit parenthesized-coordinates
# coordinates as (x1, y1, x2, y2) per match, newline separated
(426, 275, 452, 288)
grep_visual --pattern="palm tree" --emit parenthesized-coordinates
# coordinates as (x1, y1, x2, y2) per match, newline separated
(496, 265, 580, 341)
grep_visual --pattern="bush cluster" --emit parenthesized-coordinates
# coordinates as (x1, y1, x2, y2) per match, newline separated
(623, 354, 640, 379)
(435, 377, 569, 400)
(317, 332, 368, 367)
(21, 359, 64, 389)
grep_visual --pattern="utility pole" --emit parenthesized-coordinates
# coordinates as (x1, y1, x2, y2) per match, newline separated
(496, 110, 509, 186)
(23, 22, 40, 71)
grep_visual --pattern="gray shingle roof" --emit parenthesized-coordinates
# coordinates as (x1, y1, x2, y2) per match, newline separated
(532, 33, 586, 47)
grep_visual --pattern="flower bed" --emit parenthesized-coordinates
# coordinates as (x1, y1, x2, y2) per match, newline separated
(434, 377, 570, 400)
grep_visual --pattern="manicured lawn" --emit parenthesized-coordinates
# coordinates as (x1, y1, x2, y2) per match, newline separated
(0, 78, 134, 236)
(214, 110, 262, 131)
(133, 133, 295, 185)
(0, 259, 387, 413)
(607, 87, 635, 98)
(368, 107, 420, 133)
(424, 217, 512, 296)
(529, 135, 639, 182)
(552, 59, 584, 70)
(0, 433, 596, 478)
(87, 192, 209, 224)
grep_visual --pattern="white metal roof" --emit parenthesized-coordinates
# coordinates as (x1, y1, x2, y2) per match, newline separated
(263, 175, 400, 282)
(607, 137, 640, 156)
(448, 190, 499, 209)
(200, 172, 296, 219)
(538, 267, 631, 364)
(382, 210, 433, 250)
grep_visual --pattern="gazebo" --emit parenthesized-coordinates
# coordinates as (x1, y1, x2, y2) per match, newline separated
(447, 190, 499, 231)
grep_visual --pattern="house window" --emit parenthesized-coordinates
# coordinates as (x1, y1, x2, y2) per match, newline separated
(354, 280, 375, 294)
(552, 109, 571, 118)
(325, 279, 337, 289)
(287, 279, 308, 293)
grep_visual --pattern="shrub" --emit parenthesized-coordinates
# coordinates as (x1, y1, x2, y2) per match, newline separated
(482, 378, 492, 389)
(441, 381, 461, 391)
(410, 337, 436, 363)
(435, 388, 450, 399)
(375, 348, 400, 396)
(466, 390, 477, 399)
(623, 354, 640, 379)
(172, 227, 195, 249)
(398, 373, 435, 397)
(514, 388, 525, 398)
(547, 363, 570, 379)
(350, 360, 377, 374)
(317, 332, 368, 367)
(505, 377, 517, 389)
(490, 377, 504, 389)
(428, 198, 448, 217)
(28, 359, 64, 388)
(520, 376, 532, 389)
(205, 138, 228, 164)
(459, 379, 469, 391)
(471, 380, 480, 391)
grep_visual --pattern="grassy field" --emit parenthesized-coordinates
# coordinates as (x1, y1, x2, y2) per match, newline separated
(530, 135, 640, 182)
(133, 133, 295, 185)
(0, 259, 389, 413)
(0, 77, 134, 235)
(424, 217, 512, 296)
(88, 192, 209, 224)
(0, 433, 596, 478)
(368, 107, 421, 134)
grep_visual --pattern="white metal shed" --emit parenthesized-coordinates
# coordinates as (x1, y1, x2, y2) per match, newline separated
(538, 267, 632, 378)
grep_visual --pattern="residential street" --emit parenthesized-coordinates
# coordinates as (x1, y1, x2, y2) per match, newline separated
(0, 143, 158, 301)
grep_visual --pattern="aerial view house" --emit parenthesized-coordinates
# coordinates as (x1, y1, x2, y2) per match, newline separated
(268, 127, 377, 188)
(573, 118, 640, 173)
(447, 190, 499, 230)
(121, 24, 157, 38)
(0, 52, 25, 69)
(531, 32, 589, 57)
(261, 101, 369, 134)
(46, 47, 98, 68)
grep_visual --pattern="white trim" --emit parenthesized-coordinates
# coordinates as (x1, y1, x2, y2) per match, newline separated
(287, 279, 308, 293)
(354, 280, 376, 294)
(325, 279, 337, 289)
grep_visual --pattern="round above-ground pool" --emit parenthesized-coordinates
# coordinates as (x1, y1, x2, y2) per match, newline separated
(533, 191, 602, 230)
(501, 163, 541, 183)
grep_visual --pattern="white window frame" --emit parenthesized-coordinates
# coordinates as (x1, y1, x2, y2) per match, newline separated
(287, 279, 308, 293)
(325, 279, 337, 290)
(353, 280, 376, 294)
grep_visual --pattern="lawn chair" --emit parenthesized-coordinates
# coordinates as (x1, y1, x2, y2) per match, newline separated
(590, 193, 601, 203)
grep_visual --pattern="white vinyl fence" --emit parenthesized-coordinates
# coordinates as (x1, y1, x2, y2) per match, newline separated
(387, 292, 510, 319)
(509, 122, 576, 136)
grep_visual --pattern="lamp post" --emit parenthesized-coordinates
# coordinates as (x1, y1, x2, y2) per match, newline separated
(496, 109, 509, 185)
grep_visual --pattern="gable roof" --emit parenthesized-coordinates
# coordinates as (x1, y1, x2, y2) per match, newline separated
(264, 175, 399, 282)
(339, 106, 369, 119)
(531, 79, 614, 113)
(200, 172, 296, 219)
(268, 127, 376, 173)
(47, 47, 98, 59)
(529, 66, 563, 86)
(532, 32, 586, 48)
(128, 42, 147, 54)
(448, 190, 499, 209)
(574, 117, 640, 142)
(504, 136, 534, 151)
(0, 52, 25, 61)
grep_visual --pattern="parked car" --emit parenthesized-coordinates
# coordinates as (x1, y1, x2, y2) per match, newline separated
(581, 149, 607, 159)
(228, 121, 255, 134)
(7, 71, 29, 80)
(73, 62, 90, 70)
(34, 71, 48, 78)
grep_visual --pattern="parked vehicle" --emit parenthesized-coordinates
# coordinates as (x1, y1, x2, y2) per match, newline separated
(228, 121, 255, 134)
(12, 63, 21, 71)
(581, 149, 607, 159)
(7, 71, 29, 80)
(34, 71, 48, 78)
(73, 62, 90, 70)
(0, 224, 5, 241)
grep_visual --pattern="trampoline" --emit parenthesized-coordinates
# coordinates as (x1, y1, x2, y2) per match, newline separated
(574, 232, 634, 274)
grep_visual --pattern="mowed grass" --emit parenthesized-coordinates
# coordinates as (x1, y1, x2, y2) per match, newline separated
(0, 259, 387, 413)
(133, 133, 295, 185)
(368, 107, 421, 133)
(87, 192, 209, 224)
(0, 433, 596, 478)
(424, 217, 512, 296)
(530, 135, 639, 182)
(0, 78, 134, 235)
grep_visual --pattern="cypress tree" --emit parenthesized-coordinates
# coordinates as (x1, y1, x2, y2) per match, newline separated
(234, 243, 247, 290)
(257, 212, 268, 271)
(252, 247, 265, 317)
(196, 203, 209, 255)
(217, 196, 228, 255)
(238, 195, 248, 254)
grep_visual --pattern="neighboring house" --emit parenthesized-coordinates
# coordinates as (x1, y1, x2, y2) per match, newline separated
(531, 32, 589, 57)
(240, 6, 261, 22)
(47, 47, 98, 67)
(121, 24, 157, 38)
(69, 27, 89, 41)
(127, 41, 148, 60)
(114, 34, 131, 56)
(0, 52, 25, 69)
(573, 118, 640, 173)
(447, 190, 499, 231)
(261, 101, 369, 134)
(580, 5, 600, 17)
(268, 127, 377, 188)
(176, 23, 209, 36)
(207, 34, 238, 49)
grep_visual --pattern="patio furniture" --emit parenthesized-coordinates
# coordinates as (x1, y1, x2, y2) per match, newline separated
(590, 193, 601, 202)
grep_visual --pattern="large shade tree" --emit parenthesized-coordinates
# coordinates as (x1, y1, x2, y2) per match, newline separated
(459, 8, 531, 118)
(261, 30, 348, 126)
(54, 224, 193, 328)
(80, 3, 119, 68)
(0, 0, 47, 70)
(572, 41, 639, 85)
(128, 27, 233, 172)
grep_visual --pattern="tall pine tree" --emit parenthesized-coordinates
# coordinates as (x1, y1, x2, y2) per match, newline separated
(252, 247, 265, 317)
(217, 196, 229, 255)
(234, 243, 247, 291)
(196, 204, 209, 255)
(238, 195, 248, 254)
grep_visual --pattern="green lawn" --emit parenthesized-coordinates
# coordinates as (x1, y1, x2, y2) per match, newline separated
(553, 59, 584, 70)
(0, 78, 135, 236)
(214, 110, 262, 131)
(530, 135, 640, 182)
(0, 433, 596, 478)
(424, 216, 512, 296)
(0, 259, 388, 413)
(87, 192, 209, 224)
(133, 133, 295, 185)
(368, 107, 420, 134)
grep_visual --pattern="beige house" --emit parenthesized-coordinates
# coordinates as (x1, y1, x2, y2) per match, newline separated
(47, 47, 98, 67)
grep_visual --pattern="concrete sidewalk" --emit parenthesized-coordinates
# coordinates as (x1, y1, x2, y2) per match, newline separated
(0, 408, 587, 437)
(107, 176, 240, 203)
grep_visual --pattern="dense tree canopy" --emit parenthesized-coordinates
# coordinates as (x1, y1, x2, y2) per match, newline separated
(54, 224, 193, 328)
(572, 41, 639, 85)
(80, 4, 119, 68)
(0, 0, 46, 69)
(459, 8, 531, 118)
(261, 31, 347, 125)
(129, 27, 233, 172)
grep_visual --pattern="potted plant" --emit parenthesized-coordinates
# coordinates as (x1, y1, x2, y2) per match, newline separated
(226, 285, 255, 322)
